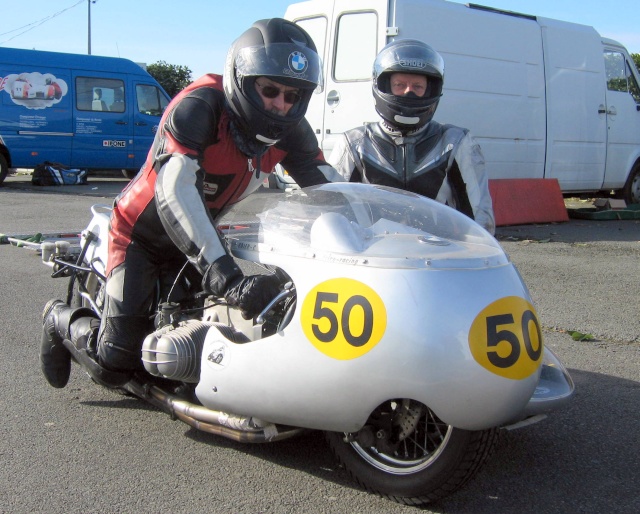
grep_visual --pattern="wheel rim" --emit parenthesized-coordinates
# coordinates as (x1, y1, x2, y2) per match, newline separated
(349, 400, 454, 475)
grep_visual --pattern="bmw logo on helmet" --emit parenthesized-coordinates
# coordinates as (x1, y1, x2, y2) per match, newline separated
(288, 51, 308, 75)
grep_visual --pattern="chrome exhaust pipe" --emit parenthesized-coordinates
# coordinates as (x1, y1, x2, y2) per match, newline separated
(125, 379, 305, 443)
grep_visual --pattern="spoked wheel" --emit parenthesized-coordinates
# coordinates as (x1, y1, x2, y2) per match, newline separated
(325, 399, 499, 506)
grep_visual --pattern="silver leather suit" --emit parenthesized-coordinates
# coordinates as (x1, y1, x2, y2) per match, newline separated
(330, 120, 495, 234)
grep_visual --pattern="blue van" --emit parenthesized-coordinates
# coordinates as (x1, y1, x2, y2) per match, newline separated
(0, 47, 171, 183)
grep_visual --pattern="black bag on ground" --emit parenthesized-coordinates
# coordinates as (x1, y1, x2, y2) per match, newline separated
(32, 161, 88, 186)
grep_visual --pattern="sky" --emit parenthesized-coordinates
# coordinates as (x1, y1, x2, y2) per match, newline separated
(1, 0, 639, 80)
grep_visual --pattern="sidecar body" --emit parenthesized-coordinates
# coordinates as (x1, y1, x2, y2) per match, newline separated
(196, 183, 573, 432)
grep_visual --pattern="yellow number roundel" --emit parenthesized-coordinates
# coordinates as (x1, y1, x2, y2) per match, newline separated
(301, 278, 387, 360)
(469, 296, 543, 380)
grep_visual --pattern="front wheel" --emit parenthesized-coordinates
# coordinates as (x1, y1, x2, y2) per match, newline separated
(69, 265, 104, 314)
(325, 399, 499, 506)
(619, 162, 640, 205)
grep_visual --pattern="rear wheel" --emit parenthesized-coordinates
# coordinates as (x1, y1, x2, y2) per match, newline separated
(0, 154, 9, 184)
(325, 399, 499, 506)
(122, 169, 138, 180)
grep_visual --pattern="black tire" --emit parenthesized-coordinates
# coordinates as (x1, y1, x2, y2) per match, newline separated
(0, 153, 8, 184)
(325, 400, 499, 506)
(69, 268, 103, 313)
(122, 169, 138, 180)
(619, 162, 640, 205)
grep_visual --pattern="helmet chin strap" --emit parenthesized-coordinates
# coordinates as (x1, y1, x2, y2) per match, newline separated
(256, 133, 279, 145)
(381, 118, 429, 137)
(253, 132, 280, 179)
(393, 114, 421, 125)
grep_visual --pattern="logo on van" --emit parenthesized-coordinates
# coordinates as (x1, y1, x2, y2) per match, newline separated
(102, 140, 126, 148)
(0, 72, 68, 110)
(288, 51, 308, 74)
(399, 59, 427, 69)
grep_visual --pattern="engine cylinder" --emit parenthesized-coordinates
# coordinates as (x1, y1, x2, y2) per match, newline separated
(141, 321, 214, 383)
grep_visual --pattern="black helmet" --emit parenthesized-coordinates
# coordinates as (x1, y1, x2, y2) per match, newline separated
(223, 18, 323, 145)
(372, 39, 444, 132)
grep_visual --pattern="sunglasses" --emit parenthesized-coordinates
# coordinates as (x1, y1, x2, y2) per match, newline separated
(255, 81, 302, 105)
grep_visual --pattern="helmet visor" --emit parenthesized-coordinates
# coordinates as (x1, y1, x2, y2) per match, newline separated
(235, 43, 324, 92)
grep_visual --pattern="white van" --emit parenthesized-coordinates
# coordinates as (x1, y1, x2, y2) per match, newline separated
(280, 0, 640, 204)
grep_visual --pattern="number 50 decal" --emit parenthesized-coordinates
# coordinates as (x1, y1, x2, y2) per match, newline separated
(468, 296, 543, 380)
(301, 278, 387, 360)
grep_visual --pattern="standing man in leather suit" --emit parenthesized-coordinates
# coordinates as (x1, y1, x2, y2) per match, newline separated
(329, 39, 495, 234)
(40, 18, 342, 388)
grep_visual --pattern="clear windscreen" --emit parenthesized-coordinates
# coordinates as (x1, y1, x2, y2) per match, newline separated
(217, 183, 507, 269)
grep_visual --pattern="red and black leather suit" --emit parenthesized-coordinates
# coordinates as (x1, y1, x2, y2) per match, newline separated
(98, 74, 338, 371)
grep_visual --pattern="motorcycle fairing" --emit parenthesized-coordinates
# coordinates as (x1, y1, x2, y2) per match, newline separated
(195, 184, 569, 431)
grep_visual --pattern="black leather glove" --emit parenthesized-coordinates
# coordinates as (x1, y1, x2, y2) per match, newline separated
(224, 274, 282, 320)
(202, 255, 243, 297)
(202, 255, 281, 319)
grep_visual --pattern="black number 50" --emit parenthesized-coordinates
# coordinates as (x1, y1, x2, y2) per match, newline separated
(486, 311, 542, 368)
(312, 292, 374, 347)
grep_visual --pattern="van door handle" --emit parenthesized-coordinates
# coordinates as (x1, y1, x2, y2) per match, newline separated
(135, 122, 148, 126)
(115, 120, 128, 125)
(327, 90, 340, 107)
(598, 105, 617, 115)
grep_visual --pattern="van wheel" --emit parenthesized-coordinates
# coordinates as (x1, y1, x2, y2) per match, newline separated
(121, 169, 137, 180)
(620, 162, 640, 205)
(0, 154, 8, 184)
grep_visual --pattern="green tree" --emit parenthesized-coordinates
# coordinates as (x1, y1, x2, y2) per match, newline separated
(147, 61, 192, 98)
(631, 53, 640, 74)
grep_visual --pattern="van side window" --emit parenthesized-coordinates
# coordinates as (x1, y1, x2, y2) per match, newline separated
(136, 84, 169, 116)
(334, 12, 378, 81)
(626, 62, 640, 103)
(76, 77, 125, 112)
(605, 51, 627, 92)
(604, 50, 640, 102)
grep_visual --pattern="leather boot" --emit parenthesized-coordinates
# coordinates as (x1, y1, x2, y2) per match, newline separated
(40, 300, 96, 388)
(40, 300, 71, 388)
